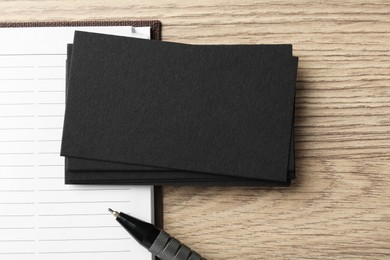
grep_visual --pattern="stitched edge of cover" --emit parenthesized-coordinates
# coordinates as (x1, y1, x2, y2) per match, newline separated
(0, 20, 162, 40)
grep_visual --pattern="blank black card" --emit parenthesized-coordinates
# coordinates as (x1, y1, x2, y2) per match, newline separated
(64, 44, 296, 185)
(61, 31, 298, 183)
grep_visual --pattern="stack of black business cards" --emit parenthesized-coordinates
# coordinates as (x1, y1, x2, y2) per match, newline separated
(61, 31, 298, 186)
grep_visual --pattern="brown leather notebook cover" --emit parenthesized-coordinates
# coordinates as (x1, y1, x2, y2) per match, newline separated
(0, 20, 164, 232)
(0, 20, 161, 40)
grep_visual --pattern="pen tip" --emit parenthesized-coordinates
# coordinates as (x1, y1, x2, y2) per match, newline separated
(108, 208, 119, 217)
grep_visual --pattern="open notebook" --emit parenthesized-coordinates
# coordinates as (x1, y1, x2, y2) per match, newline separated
(0, 26, 154, 260)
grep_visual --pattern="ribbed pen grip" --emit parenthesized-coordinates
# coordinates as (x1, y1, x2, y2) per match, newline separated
(149, 230, 204, 260)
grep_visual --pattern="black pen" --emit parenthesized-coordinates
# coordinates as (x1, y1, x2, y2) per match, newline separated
(108, 208, 204, 260)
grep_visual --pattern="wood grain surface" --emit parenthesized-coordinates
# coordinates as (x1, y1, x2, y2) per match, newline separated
(1, 0, 389, 259)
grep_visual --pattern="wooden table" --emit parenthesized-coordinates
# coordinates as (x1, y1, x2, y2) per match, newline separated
(1, 1, 389, 259)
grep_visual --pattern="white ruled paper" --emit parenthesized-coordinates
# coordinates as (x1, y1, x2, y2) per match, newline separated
(0, 26, 153, 260)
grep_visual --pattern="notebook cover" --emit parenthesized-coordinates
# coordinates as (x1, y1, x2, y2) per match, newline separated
(0, 21, 164, 234)
(62, 32, 296, 181)
(0, 20, 161, 40)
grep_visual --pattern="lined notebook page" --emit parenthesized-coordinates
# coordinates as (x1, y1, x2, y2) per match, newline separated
(0, 26, 153, 260)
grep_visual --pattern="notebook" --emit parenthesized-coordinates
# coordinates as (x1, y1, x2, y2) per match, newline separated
(0, 22, 160, 260)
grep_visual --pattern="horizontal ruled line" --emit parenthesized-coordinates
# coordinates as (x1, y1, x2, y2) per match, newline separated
(0, 91, 34, 93)
(0, 177, 34, 180)
(0, 78, 34, 81)
(0, 190, 34, 192)
(0, 54, 64, 56)
(37, 66, 65, 68)
(0, 140, 34, 142)
(40, 188, 130, 192)
(37, 90, 64, 93)
(0, 239, 34, 242)
(0, 66, 34, 68)
(38, 127, 62, 130)
(38, 250, 131, 254)
(0, 115, 34, 118)
(0, 128, 34, 130)
(38, 226, 120, 229)
(0, 103, 34, 105)
(39, 200, 129, 204)
(0, 214, 34, 217)
(37, 78, 65, 80)
(0, 202, 34, 205)
(0, 227, 34, 229)
(0, 252, 34, 255)
(0, 165, 34, 167)
(38, 103, 65, 105)
(39, 213, 109, 217)
(0, 152, 34, 155)
(40, 238, 128, 242)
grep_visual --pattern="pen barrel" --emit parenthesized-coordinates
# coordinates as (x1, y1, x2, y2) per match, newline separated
(149, 230, 204, 260)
